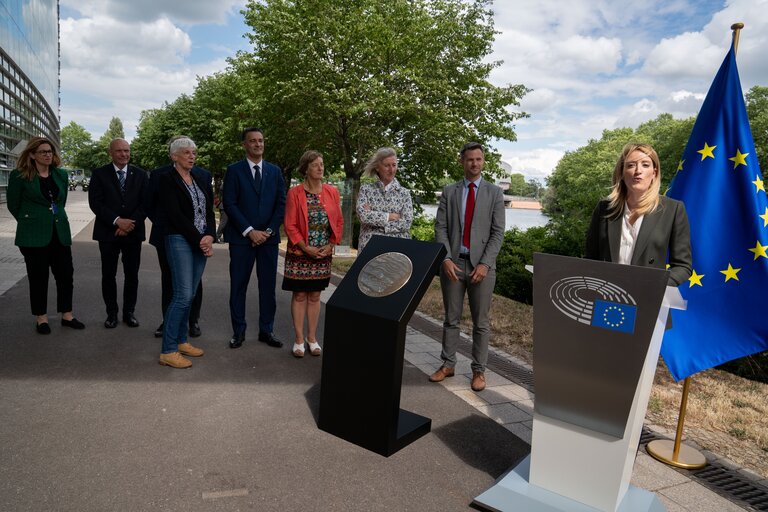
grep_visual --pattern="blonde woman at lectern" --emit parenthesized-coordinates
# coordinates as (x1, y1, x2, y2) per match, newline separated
(585, 143, 692, 286)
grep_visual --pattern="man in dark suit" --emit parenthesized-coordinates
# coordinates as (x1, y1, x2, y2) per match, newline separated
(145, 137, 210, 338)
(88, 138, 149, 328)
(223, 127, 286, 349)
(431, 142, 505, 392)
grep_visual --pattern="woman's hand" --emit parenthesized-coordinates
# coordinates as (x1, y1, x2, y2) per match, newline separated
(388, 212, 401, 221)
(200, 235, 215, 257)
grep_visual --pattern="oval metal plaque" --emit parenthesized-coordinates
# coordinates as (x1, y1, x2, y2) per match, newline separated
(357, 252, 413, 297)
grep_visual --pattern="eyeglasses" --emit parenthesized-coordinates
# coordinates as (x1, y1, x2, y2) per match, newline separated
(35, 150, 54, 155)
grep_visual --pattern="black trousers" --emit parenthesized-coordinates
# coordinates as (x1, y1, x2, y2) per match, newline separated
(98, 238, 142, 317)
(156, 241, 202, 325)
(19, 231, 74, 315)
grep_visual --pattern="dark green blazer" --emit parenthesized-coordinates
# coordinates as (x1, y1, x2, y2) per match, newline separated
(7, 167, 73, 247)
(585, 195, 692, 286)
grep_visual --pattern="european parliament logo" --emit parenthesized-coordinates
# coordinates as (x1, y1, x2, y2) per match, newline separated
(549, 277, 638, 334)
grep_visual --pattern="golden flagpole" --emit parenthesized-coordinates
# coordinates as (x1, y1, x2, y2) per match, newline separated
(646, 22, 744, 470)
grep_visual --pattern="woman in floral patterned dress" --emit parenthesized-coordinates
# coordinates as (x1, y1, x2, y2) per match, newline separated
(282, 151, 344, 357)
(356, 147, 413, 253)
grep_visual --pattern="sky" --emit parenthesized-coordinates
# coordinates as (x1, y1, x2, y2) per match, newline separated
(59, 0, 768, 180)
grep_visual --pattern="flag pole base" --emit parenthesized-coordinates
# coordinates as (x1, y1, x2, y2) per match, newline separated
(646, 439, 707, 469)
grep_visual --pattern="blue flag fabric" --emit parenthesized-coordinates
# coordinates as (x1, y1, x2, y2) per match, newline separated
(591, 300, 637, 334)
(663, 43, 768, 381)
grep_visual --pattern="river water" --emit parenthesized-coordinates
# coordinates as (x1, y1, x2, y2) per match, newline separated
(420, 204, 549, 231)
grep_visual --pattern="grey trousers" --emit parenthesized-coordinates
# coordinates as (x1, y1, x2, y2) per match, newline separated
(439, 258, 495, 372)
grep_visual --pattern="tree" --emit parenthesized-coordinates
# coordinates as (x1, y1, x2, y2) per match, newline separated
(98, 117, 125, 146)
(746, 85, 768, 179)
(131, 72, 251, 190)
(60, 121, 94, 168)
(236, 0, 528, 247)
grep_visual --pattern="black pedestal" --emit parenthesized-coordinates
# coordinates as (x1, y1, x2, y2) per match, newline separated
(318, 236, 446, 456)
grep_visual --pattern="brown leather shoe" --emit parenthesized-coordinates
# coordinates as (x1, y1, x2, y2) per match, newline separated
(429, 366, 455, 382)
(159, 352, 192, 369)
(471, 371, 486, 392)
(178, 342, 204, 357)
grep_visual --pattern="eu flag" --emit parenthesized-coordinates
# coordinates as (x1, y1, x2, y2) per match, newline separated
(591, 300, 637, 334)
(663, 43, 768, 381)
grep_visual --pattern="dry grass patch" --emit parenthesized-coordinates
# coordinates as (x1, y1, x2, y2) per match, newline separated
(331, 260, 768, 478)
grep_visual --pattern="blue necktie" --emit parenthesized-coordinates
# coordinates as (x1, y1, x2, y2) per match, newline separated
(253, 164, 261, 190)
(117, 169, 126, 194)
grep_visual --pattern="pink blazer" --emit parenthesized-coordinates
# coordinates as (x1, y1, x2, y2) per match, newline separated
(284, 183, 344, 245)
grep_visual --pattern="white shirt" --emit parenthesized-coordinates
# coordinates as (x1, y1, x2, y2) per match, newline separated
(618, 204, 644, 265)
(242, 158, 264, 237)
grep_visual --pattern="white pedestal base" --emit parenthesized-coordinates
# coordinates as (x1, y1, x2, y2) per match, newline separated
(473, 456, 666, 512)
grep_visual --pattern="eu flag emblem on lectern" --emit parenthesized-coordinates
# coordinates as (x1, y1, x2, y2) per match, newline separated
(591, 300, 637, 334)
(663, 42, 768, 381)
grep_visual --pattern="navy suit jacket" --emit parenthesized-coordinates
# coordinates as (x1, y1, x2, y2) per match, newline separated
(89, 163, 148, 242)
(145, 164, 213, 248)
(585, 195, 692, 286)
(222, 159, 286, 246)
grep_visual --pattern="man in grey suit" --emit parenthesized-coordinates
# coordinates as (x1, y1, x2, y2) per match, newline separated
(430, 142, 505, 392)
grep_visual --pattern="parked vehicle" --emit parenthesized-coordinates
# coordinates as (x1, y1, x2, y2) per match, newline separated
(80, 177, 90, 191)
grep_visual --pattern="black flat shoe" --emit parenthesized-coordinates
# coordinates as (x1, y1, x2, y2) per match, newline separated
(229, 334, 244, 349)
(258, 332, 284, 348)
(61, 318, 85, 329)
(104, 316, 118, 329)
(189, 322, 201, 338)
(154, 323, 164, 338)
(36, 322, 51, 335)
(123, 314, 139, 328)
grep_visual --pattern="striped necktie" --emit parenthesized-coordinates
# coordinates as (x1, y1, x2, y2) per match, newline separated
(117, 169, 126, 194)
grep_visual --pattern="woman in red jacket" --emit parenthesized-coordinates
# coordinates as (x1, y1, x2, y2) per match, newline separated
(282, 150, 344, 357)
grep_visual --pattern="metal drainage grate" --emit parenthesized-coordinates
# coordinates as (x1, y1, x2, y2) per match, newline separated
(639, 427, 768, 511)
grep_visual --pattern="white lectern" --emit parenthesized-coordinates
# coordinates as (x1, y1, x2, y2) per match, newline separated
(474, 254, 687, 512)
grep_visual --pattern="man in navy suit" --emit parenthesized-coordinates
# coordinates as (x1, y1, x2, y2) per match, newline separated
(223, 127, 286, 348)
(145, 136, 211, 338)
(88, 138, 149, 328)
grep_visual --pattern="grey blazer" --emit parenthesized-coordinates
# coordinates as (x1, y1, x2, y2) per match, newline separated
(585, 195, 692, 286)
(435, 179, 506, 269)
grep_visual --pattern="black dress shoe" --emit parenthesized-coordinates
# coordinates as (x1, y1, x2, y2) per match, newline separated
(61, 318, 85, 329)
(189, 322, 201, 338)
(36, 322, 51, 335)
(154, 322, 164, 338)
(123, 314, 139, 328)
(104, 316, 118, 329)
(229, 334, 245, 349)
(258, 332, 284, 348)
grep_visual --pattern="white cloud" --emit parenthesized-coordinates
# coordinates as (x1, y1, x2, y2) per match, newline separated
(501, 148, 565, 180)
(60, 0, 246, 25)
(59, 5, 240, 140)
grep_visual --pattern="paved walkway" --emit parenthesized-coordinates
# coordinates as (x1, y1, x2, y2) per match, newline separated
(0, 191, 757, 511)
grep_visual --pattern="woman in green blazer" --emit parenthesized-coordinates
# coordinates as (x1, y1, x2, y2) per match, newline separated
(7, 137, 85, 334)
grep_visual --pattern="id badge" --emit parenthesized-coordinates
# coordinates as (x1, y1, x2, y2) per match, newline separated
(51, 202, 58, 215)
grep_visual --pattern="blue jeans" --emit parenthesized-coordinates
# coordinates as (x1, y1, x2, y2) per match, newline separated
(162, 235, 206, 354)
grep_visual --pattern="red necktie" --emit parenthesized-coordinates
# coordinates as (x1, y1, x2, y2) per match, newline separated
(463, 182, 475, 248)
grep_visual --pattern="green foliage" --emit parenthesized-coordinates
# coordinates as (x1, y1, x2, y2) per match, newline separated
(59, 121, 107, 172)
(746, 86, 768, 179)
(494, 226, 549, 304)
(717, 352, 768, 384)
(131, 72, 252, 188)
(236, 0, 528, 246)
(410, 214, 436, 242)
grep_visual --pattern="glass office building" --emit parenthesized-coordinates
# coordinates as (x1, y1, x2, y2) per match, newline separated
(0, 0, 60, 200)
